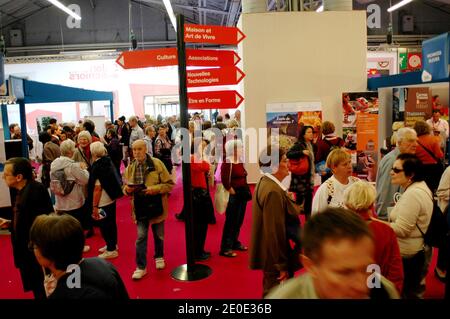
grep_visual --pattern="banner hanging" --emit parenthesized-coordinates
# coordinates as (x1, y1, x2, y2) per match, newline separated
(342, 92, 379, 182)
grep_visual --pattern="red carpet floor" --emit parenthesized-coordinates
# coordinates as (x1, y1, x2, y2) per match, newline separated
(0, 168, 445, 299)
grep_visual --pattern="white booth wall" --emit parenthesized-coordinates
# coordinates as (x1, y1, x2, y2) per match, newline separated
(238, 11, 368, 183)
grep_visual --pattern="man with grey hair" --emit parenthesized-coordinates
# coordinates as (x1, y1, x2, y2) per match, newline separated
(375, 127, 417, 220)
(128, 116, 145, 151)
(124, 139, 174, 280)
(50, 139, 90, 240)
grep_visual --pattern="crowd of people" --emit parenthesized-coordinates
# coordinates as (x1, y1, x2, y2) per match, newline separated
(1, 107, 449, 300)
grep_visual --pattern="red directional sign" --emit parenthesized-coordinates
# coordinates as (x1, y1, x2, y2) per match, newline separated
(188, 90, 244, 109)
(186, 67, 245, 87)
(184, 24, 245, 45)
(116, 48, 177, 69)
(116, 48, 240, 69)
(186, 49, 240, 67)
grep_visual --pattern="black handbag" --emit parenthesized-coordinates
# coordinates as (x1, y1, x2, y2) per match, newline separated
(133, 192, 163, 221)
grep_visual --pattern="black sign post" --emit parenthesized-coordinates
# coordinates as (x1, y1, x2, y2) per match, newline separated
(171, 14, 212, 281)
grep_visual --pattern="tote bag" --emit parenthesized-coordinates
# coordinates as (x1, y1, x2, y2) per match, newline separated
(214, 163, 232, 214)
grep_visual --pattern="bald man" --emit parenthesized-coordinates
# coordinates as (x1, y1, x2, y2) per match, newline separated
(123, 140, 174, 280)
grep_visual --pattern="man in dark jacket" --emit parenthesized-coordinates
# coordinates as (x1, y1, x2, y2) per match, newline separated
(2, 157, 53, 299)
(117, 116, 130, 167)
(213, 115, 227, 131)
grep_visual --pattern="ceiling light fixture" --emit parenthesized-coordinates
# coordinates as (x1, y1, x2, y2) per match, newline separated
(163, 0, 177, 31)
(316, 5, 324, 12)
(387, 0, 414, 13)
(46, 0, 81, 20)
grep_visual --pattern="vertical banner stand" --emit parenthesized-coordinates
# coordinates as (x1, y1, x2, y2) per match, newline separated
(171, 14, 212, 281)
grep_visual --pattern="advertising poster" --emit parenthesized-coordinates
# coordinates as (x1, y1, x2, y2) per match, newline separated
(421, 32, 449, 82)
(404, 87, 432, 127)
(297, 109, 323, 143)
(266, 101, 322, 150)
(342, 92, 379, 182)
(342, 92, 379, 128)
(356, 113, 378, 182)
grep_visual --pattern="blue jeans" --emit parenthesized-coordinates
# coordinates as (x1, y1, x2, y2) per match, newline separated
(220, 194, 247, 252)
(136, 220, 164, 269)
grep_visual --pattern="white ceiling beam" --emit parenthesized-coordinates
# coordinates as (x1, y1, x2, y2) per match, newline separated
(140, 0, 228, 15)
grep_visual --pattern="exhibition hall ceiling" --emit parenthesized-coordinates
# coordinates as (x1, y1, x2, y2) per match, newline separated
(0, 0, 240, 28)
(0, 0, 449, 56)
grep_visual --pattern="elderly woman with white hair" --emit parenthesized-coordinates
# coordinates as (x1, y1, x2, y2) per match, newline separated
(50, 139, 91, 253)
(72, 130, 95, 237)
(88, 141, 124, 259)
(219, 139, 251, 257)
(224, 119, 242, 142)
(73, 130, 94, 169)
(344, 180, 404, 295)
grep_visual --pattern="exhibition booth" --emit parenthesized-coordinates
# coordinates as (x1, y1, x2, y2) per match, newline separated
(368, 32, 450, 160)
(0, 78, 113, 212)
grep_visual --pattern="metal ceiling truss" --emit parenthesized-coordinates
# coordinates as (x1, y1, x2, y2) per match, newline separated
(137, 0, 237, 26)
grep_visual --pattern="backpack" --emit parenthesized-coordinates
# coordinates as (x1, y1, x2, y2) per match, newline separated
(50, 168, 76, 196)
(316, 138, 343, 175)
(324, 138, 343, 152)
(416, 191, 448, 248)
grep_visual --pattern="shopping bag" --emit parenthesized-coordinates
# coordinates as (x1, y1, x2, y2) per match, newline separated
(214, 183, 229, 214)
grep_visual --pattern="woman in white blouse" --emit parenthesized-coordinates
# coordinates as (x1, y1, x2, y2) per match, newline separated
(388, 153, 433, 299)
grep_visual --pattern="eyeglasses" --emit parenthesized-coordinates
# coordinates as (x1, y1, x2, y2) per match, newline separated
(391, 167, 404, 174)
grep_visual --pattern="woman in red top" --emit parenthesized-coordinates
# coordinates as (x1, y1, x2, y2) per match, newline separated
(220, 139, 251, 257)
(315, 121, 345, 183)
(344, 180, 404, 295)
(413, 120, 444, 193)
(191, 138, 213, 261)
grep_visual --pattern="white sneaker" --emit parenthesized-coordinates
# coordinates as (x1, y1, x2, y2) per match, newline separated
(155, 257, 165, 270)
(98, 250, 118, 259)
(98, 245, 119, 253)
(132, 268, 147, 280)
(83, 245, 91, 253)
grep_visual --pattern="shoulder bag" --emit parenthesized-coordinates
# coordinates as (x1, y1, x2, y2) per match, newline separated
(214, 163, 232, 214)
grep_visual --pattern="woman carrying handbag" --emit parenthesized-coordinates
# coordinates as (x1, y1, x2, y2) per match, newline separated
(219, 139, 251, 257)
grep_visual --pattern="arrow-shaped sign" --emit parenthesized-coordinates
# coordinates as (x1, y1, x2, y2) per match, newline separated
(188, 90, 244, 109)
(116, 48, 177, 69)
(116, 48, 240, 69)
(184, 24, 246, 45)
(186, 67, 245, 87)
(186, 49, 241, 67)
